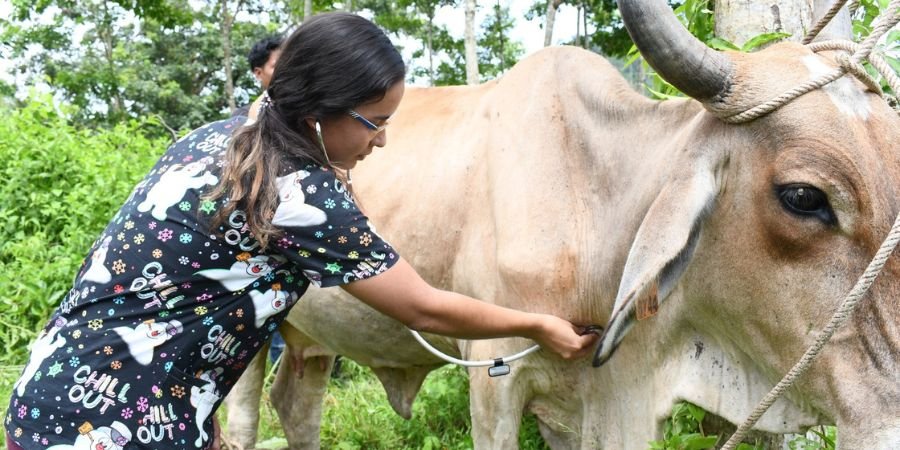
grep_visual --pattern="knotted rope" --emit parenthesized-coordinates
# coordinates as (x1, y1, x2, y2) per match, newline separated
(720, 2, 900, 448)
(722, 0, 900, 124)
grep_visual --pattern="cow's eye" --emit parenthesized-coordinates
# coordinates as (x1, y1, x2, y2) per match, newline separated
(777, 184, 835, 225)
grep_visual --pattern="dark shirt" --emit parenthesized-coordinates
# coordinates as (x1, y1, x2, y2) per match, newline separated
(5, 117, 397, 449)
(231, 104, 250, 118)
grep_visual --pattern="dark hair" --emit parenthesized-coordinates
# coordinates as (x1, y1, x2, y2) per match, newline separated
(208, 13, 406, 251)
(247, 35, 283, 70)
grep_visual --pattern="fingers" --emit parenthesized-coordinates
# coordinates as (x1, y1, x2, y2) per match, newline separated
(571, 332, 600, 359)
(577, 324, 604, 336)
(536, 315, 601, 360)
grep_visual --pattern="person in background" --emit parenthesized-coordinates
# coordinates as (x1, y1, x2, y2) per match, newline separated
(233, 35, 283, 118)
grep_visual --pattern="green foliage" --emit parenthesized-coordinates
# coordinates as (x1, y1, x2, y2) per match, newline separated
(0, 93, 167, 365)
(851, 0, 890, 39)
(316, 360, 549, 448)
(626, 0, 897, 99)
(647, 402, 838, 450)
(853, 0, 899, 95)
(425, 3, 525, 86)
(713, 32, 792, 52)
(624, 0, 721, 98)
(525, 0, 634, 57)
(477, 3, 525, 79)
(0, 366, 22, 419)
(649, 402, 721, 450)
(1, 0, 271, 132)
(789, 426, 837, 450)
(320, 362, 474, 448)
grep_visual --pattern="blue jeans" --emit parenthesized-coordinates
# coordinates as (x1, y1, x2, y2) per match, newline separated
(269, 331, 285, 364)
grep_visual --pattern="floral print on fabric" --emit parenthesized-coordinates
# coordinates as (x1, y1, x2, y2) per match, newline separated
(5, 117, 397, 450)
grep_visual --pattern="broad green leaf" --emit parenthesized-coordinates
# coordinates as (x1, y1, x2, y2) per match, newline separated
(708, 37, 740, 51)
(741, 32, 792, 52)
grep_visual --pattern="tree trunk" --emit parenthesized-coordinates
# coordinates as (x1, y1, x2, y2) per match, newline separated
(715, 0, 851, 47)
(811, 0, 852, 41)
(304, 0, 313, 22)
(495, 0, 505, 71)
(427, 15, 435, 86)
(581, 0, 588, 49)
(465, 0, 479, 85)
(221, 0, 237, 112)
(544, 0, 562, 47)
(575, 4, 582, 48)
(99, 1, 123, 117)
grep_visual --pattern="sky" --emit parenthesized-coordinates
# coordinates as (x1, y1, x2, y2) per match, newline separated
(396, 2, 582, 83)
(438, 2, 581, 56)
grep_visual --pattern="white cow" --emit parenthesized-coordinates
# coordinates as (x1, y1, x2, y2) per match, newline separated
(225, 0, 900, 448)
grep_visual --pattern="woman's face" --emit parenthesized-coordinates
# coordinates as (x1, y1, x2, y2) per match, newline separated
(311, 81, 405, 170)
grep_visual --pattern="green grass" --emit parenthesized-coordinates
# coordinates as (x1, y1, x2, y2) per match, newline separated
(232, 358, 548, 449)
(0, 355, 839, 450)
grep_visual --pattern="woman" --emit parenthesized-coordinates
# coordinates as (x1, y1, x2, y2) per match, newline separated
(6, 13, 597, 450)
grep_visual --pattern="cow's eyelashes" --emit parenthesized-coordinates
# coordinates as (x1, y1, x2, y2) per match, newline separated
(776, 184, 836, 225)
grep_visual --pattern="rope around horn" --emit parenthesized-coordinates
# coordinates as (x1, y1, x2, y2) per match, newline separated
(722, 0, 900, 124)
(721, 2, 900, 448)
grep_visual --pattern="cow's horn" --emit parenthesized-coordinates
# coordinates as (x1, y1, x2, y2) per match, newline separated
(618, 0, 733, 102)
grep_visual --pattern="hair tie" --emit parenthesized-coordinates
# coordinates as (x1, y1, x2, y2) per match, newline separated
(259, 91, 273, 112)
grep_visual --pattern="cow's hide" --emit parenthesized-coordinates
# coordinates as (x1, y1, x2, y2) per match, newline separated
(223, 5, 900, 450)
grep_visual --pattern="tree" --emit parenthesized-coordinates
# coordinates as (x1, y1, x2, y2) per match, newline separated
(715, 0, 851, 46)
(525, 0, 633, 57)
(1, 0, 271, 131)
(477, 2, 523, 78)
(412, 0, 460, 85)
(424, 1, 524, 86)
(220, 0, 248, 113)
(123, 14, 270, 131)
(543, 0, 563, 46)
(465, 0, 479, 84)
(364, 0, 466, 85)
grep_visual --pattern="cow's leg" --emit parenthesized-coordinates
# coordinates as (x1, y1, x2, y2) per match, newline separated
(466, 340, 531, 450)
(222, 342, 269, 450)
(270, 327, 335, 450)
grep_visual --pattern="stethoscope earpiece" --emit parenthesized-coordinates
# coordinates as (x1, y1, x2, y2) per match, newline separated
(315, 120, 331, 166)
(314, 119, 351, 186)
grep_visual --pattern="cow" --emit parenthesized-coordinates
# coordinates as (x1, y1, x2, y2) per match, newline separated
(222, 0, 900, 448)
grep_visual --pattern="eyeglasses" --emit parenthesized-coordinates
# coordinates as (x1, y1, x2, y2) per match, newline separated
(348, 109, 389, 133)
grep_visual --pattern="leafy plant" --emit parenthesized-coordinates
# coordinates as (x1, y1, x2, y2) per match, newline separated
(649, 402, 721, 450)
(627, 0, 897, 98)
(853, 0, 899, 95)
(0, 93, 167, 365)
(788, 426, 837, 450)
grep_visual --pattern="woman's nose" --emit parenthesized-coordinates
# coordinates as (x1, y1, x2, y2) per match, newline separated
(372, 129, 387, 147)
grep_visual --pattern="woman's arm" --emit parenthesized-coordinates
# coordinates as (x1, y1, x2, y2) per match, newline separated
(341, 257, 597, 360)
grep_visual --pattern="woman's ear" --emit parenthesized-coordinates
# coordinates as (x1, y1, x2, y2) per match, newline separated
(303, 117, 317, 130)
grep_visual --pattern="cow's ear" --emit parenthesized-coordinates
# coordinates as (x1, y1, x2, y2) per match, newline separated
(593, 151, 721, 367)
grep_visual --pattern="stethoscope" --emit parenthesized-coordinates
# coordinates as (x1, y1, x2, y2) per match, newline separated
(409, 330, 540, 377)
(315, 119, 601, 377)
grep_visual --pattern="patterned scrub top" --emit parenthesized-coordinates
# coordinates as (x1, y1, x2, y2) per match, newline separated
(5, 117, 398, 450)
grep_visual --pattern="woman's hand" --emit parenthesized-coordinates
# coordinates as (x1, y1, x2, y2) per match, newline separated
(529, 314, 600, 360)
(344, 258, 601, 360)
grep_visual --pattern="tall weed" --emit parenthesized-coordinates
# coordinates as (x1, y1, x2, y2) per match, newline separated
(0, 94, 167, 365)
